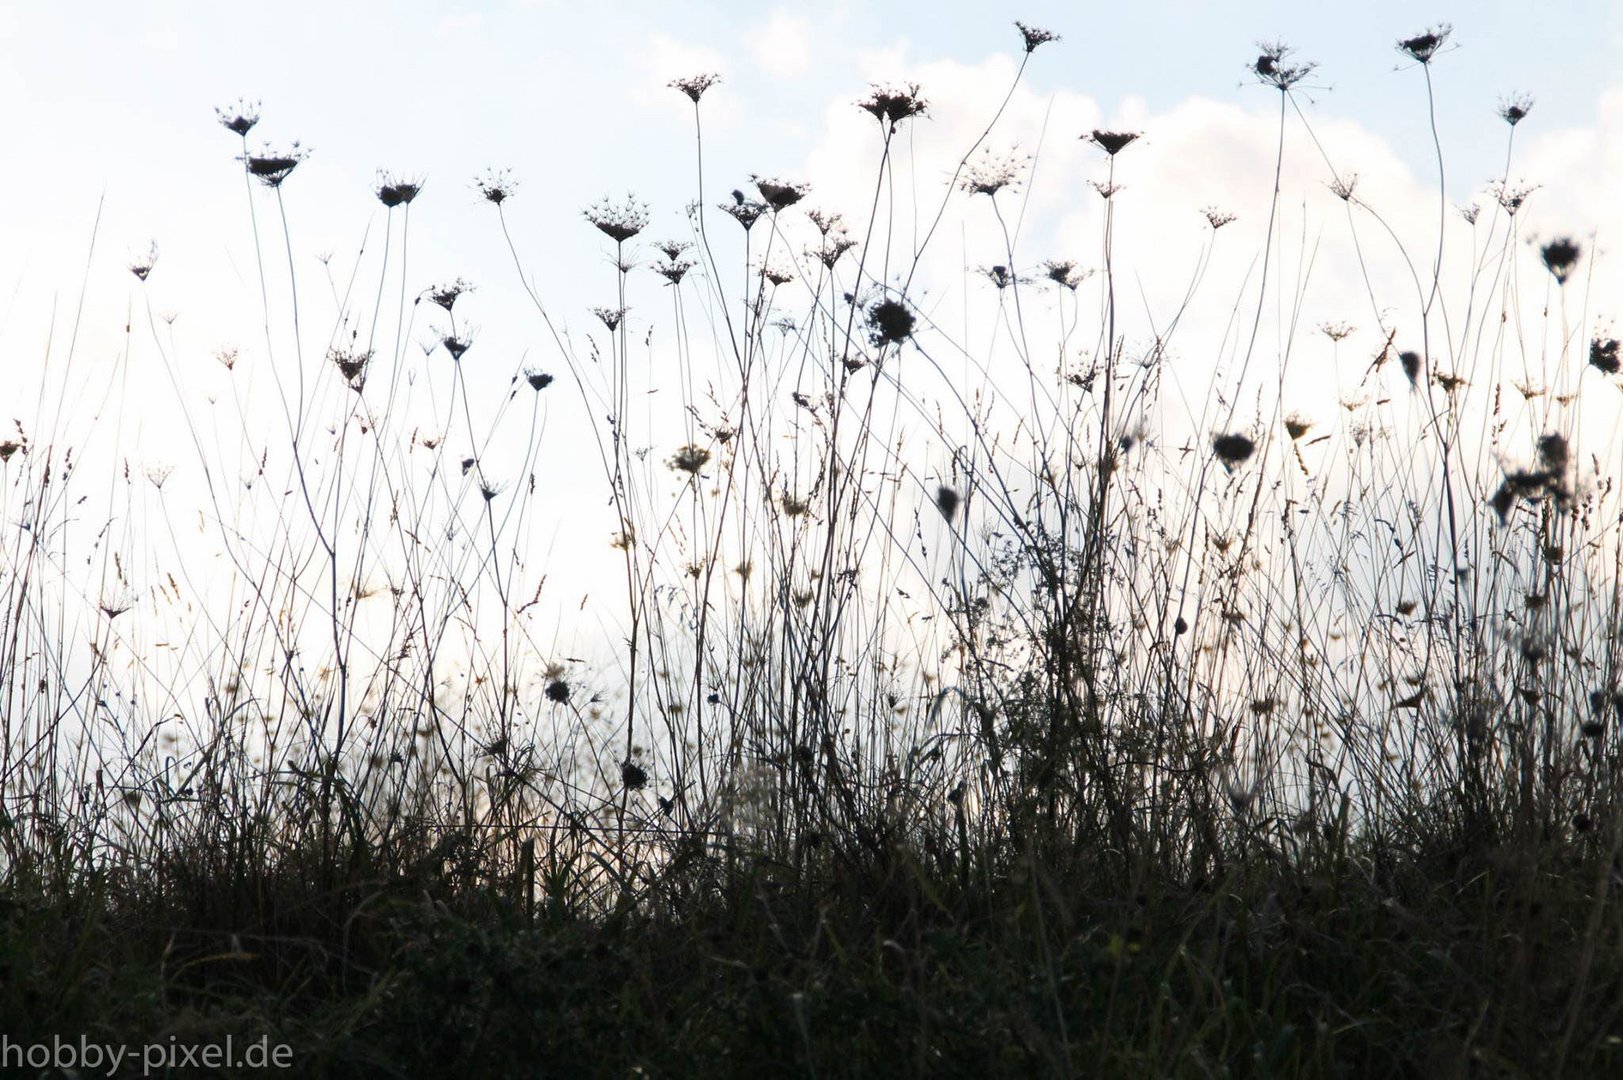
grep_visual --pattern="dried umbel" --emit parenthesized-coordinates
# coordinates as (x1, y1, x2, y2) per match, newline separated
(585, 196, 648, 243)
(1089, 130, 1139, 156)
(1397, 24, 1451, 64)
(376, 172, 423, 208)
(1252, 41, 1315, 90)
(1499, 92, 1534, 126)
(474, 168, 516, 205)
(857, 82, 927, 129)
(1590, 337, 1621, 375)
(866, 297, 915, 347)
(669, 73, 721, 103)
(753, 176, 808, 211)
(215, 98, 260, 137)
(1212, 433, 1256, 471)
(1541, 237, 1581, 285)
(428, 279, 473, 313)
(668, 444, 712, 475)
(1013, 21, 1058, 53)
(241, 142, 308, 187)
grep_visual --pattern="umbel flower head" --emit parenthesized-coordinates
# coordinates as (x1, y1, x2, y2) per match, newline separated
(858, 82, 928, 129)
(753, 175, 808, 211)
(375, 172, 423, 208)
(1398, 24, 1451, 64)
(1499, 93, 1534, 126)
(129, 242, 158, 282)
(584, 195, 648, 243)
(1014, 21, 1059, 54)
(1540, 237, 1581, 285)
(867, 296, 915, 347)
(1089, 130, 1139, 156)
(1211, 432, 1256, 471)
(962, 148, 1026, 196)
(215, 98, 260, 137)
(1252, 41, 1315, 90)
(241, 142, 308, 187)
(669, 73, 721, 103)
(1591, 337, 1621, 375)
(720, 198, 769, 231)
(428, 278, 473, 312)
(475, 168, 516, 205)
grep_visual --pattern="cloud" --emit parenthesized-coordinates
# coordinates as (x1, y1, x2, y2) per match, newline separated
(746, 10, 815, 78)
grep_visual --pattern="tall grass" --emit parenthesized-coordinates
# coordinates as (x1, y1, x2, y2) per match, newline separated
(4, 20, 1623, 1076)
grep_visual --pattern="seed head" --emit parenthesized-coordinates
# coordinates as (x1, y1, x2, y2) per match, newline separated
(1399, 350, 1422, 388)
(655, 239, 690, 261)
(1211, 432, 1255, 470)
(1014, 21, 1059, 53)
(669, 73, 721, 103)
(215, 98, 260, 137)
(525, 369, 554, 391)
(1089, 130, 1139, 156)
(621, 761, 649, 790)
(1252, 41, 1315, 89)
(668, 444, 712, 475)
(935, 484, 960, 523)
(1540, 237, 1581, 285)
(545, 678, 570, 704)
(1498, 92, 1534, 126)
(655, 260, 695, 285)
(129, 242, 158, 282)
(962, 149, 1026, 196)
(592, 306, 627, 332)
(1203, 207, 1236, 229)
(428, 278, 473, 312)
(720, 198, 769, 231)
(376, 172, 423, 208)
(857, 82, 928, 129)
(1284, 414, 1312, 440)
(585, 195, 648, 243)
(1398, 25, 1451, 64)
(1589, 337, 1620, 375)
(442, 333, 472, 361)
(241, 142, 308, 188)
(753, 175, 809, 211)
(475, 168, 516, 205)
(866, 297, 915, 347)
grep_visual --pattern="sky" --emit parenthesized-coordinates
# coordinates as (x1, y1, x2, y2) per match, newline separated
(3, 0, 1622, 694)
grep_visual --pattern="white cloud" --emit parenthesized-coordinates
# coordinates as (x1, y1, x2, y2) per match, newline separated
(746, 10, 815, 78)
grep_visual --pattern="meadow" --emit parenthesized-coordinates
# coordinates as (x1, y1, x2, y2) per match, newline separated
(4, 19, 1623, 1077)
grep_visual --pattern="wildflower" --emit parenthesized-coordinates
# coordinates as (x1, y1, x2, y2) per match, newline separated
(241, 142, 308, 187)
(1492, 181, 1535, 215)
(1211, 432, 1255, 470)
(655, 239, 690, 261)
(935, 484, 960, 523)
(962, 149, 1025, 196)
(1398, 350, 1422, 388)
(1284, 414, 1312, 440)
(1397, 25, 1451, 65)
(545, 678, 570, 704)
(866, 296, 915, 347)
(215, 98, 260, 137)
(525, 369, 554, 390)
(475, 168, 516, 205)
(1498, 92, 1534, 126)
(330, 346, 371, 386)
(1589, 337, 1620, 375)
(1042, 259, 1085, 290)
(1014, 21, 1059, 53)
(1328, 174, 1358, 202)
(813, 236, 857, 269)
(585, 196, 648, 243)
(857, 82, 928, 129)
(129, 242, 158, 282)
(442, 333, 472, 361)
(669, 73, 721, 103)
(1540, 237, 1581, 285)
(1321, 322, 1354, 342)
(753, 175, 808, 211)
(807, 209, 843, 236)
(720, 198, 768, 231)
(621, 761, 649, 790)
(215, 347, 238, 370)
(763, 263, 794, 287)
(1253, 41, 1315, 90)
(428, 278, 473, 312)
(592, 306, 627, 332)
(1203, 207, 1236, 229)
(479, 479, 502, 502)
(1089, 130, 1139, 156)
(376, 172, 423, 208)
(1459, 203, 1480, 225)
(668, 444, 711, 474)
(655, 260, 695, 285)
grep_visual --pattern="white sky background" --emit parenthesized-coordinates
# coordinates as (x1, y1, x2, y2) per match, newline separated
(4, 0, 1623, 705)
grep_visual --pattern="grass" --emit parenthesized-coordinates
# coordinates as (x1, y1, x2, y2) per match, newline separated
(5, 18, 1623, 1077)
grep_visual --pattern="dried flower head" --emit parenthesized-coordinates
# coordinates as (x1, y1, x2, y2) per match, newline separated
(1212, 432, 1256, 470)
(330, 346, 372, 386)
(1014, 21, 1059, 53)
(655, 239, 690, 261)
(429, 278, 473, 312)
(442, 333, 473, 361)
(1090, 180, 1124, 200)
(129, 242, 158, 282)
(1498, 92, 1534, 126)
(753, 175, 808, 211)
(935, 484, 960, 523)
(592, 306, 627, 332)
(525, 369, 554, 391)
(621, 761, 649, 790)
(1398, 25, 1451, 64)
(1329, 174, 1358, 202)
(858, 82, 928, 129)
(813, 235, 857, 269)
(962, 148, 1026, 196)
(1590, 336, 1620, 375)
(375, 172, 423, 208)
(585, 196, 648, 243)
(1492, 181, 1536, 215)
(1537, 433, 1570, 474)
(1042, 259, 1086, 290)
(655, 260, 695, 285)
(670, 73, 721, 103)
(1284, 414, 1312, 440)
(241, 142, 308, 187)
(867, 296, 915, 347)
(1540, 237, 1581, 285)
(215, 98, 261, 137)
(763, 262, 795, 287)
(1203, 207, 1236, 229)
(1458, 202, 1480, 225)
(1399, 350, 1423, 388)
(668, 444, 712, 475)
(545, 678, 570, 704)
(475, 168, 516, 205)
(1090, 130, 1139, 156)
(720, 198, 769, 231)
(1253, 41, 1315, 90)
(807, 209, 843, 236)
